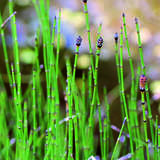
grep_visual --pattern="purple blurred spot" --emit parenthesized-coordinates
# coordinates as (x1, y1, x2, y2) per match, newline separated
(95, 156, 100, 160)
(10, 138, 16, 145)
(120, 135, 125, 143)
(40, 64, 44, 69)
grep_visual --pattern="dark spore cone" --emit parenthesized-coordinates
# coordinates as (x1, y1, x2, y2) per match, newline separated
(97, 36, 103, 49)
(122, 12, 125, 17)
(114, 32, 118, 44)
(139, 75, 147, 92)
(135, 17, 138, 24)
(76, 36, 82, 47)
(82, 0, 88, 3)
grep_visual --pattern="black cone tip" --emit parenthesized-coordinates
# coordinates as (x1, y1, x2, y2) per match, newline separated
(82, 0, 88, 3)
(135, 17, 138, 24)
(114, 32, 118, 43)
(76, 36, 82, 46)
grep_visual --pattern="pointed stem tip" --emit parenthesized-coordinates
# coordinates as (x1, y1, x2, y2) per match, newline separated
(114, 32, 118, 43)
(122, 13, 125, 17)
(82, 0, 88, 3)
(135, 17, 138, 24)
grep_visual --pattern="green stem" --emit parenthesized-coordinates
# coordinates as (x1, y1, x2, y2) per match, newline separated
(119, 27, 134, 156)
(135, 18, 154, 143)
(111, 117, 127, 160)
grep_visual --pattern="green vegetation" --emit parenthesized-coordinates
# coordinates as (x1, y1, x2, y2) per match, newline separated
(0, 0, 159, 159)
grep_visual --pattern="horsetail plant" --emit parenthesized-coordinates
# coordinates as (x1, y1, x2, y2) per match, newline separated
(139, 75, 150, 159)
(122, 13, 138, 146)
(135, 17, 154, 144)
(122, 13, 135, 101)
(82, 0, 95, 77)
(114, 32, 125, 120)
(0, 0, 159, 159)
(119, 27, 134, 156)
(0, 12, 12, 88)
(88, 36, 103, 155)
(66, 58, 74, 160)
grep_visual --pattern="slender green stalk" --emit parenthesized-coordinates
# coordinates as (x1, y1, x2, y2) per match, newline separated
(72, 46, 79, 82)
(34, 28, 43, 127)
(82, 72, 86, 115)
(72, 36, 82, 119)
(87, 66, 92, 109)
(135, 18, 154, 144)
(11, 63, 21, 159)
(74, 116, 79, 160)
(32, 70, 37, 159)
(23, 101, 28, 159)
(0, 12, 12, 88)
(103, 118, 107, 160)
(158, 125, 160, 158)
(114, 32, 125, 121)
(54, 10, 61, 160)
(88, 37, 103, 155)
(66, 59, 73, 160)
(9, 5, 23, 159)
(103, 87, 111, 158)
(56, 9, 61, 77)
(9, 0, 21, 109)
(82, 0, 95, 75)
(119, 27, 134, 156)
(122, 13, 135, 98)
(141, 90, 150, 159)
(111, 117, 127, 160)
(154, 116, 158, 160)
(98, 98, 103, 158)
(122, 14, 138, 150)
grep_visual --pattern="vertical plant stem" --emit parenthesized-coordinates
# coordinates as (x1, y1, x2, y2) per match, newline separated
(23, 101, 28, 159)
(103, 87, 111, 158)
(103, 118, 107, 160)
(114, 33, 125, 120)
(32, 70, 37, 159)
(158, 125, 160, 158)
(88, 48, 99, 154)
(111, 117, 127, 160)
(0, 12, 12, 89)
(135, 18, 154, 144)
(119, 27, 134, 156)
(154, 115, 158, 159)
(66, 59, 73, 160)
(74, 116, 79, 160)
(56, 9, 61, 77)
(141, 90, 150, 159)
(9, 0, 21, 111)
(122, 14, 138, 148)
(82, 1, 95, 76)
